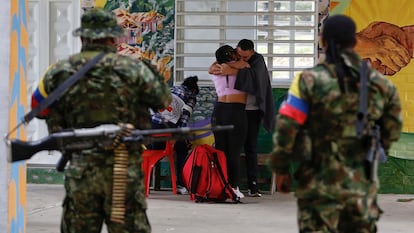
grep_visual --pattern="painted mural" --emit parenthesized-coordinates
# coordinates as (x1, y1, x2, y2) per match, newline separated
(8, 0, 28, 232)
(327, 0, 414, 132)
(84, 0, 175, 84)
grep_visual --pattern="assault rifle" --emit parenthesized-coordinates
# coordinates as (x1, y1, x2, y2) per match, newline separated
(5, 124, 233, 164)
(363, 125, 387, 183)
(356, 61, 387, 183)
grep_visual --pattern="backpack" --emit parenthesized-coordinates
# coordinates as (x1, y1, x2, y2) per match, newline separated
(182, 144, 239, 203)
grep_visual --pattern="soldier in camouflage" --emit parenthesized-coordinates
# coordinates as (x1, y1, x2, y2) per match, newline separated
(31, 8, 171, 233)
(270, 15, 402, 232)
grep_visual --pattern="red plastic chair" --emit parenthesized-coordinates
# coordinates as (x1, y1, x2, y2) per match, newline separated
(141, 135, 177, 197)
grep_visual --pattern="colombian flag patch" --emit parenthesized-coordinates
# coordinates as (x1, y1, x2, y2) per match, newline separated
(278, 74, 308, 125)
(31, 78, 51, 117)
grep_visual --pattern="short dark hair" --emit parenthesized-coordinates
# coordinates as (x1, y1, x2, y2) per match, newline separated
(237, 39, 254, 51)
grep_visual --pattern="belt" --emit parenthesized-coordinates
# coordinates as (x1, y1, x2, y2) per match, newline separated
(218, 94, 247, 104)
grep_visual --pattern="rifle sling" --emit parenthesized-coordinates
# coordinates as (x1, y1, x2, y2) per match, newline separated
(212, 152, 238, 202)
(6, 52, 106, 139)
(25, 52, 106, 123)
(356, 60, 369, 137)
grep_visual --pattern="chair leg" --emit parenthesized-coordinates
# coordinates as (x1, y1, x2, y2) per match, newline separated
(168, 155, 177, 194)
(142, 161, 151, 198)
(154, 162, 162, 190)
(142, 152, 177, 196)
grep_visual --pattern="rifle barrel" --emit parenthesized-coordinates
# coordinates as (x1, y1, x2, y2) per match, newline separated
(6, 124, 234, 163)
(130, 125, 234, 137)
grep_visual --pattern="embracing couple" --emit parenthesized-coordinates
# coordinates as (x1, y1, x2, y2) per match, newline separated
(209, 39, 276, 198)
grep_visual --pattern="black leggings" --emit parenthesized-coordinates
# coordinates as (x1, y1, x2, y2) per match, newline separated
(212, 102, 247, 188)
(244, 110, 261, 192)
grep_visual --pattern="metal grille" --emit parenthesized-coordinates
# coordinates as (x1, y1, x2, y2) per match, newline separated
(175, 0, 318, 87)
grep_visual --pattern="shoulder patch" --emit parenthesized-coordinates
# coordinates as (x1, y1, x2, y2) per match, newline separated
(278, 73, 309, 125)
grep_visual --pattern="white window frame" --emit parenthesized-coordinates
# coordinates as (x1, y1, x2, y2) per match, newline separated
(27, 0, 81, 166)
(175, 0, 318, 87)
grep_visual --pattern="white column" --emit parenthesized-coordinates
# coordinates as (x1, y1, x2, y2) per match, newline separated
(0, 2, 11, 231)
(6, 1, 29, 232)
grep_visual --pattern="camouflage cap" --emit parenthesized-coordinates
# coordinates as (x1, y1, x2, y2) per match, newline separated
(72, 8, 124, 39)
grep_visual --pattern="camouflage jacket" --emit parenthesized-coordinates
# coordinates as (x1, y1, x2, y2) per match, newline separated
(32, 42, 171, 134)
(271, 50, 402, 176)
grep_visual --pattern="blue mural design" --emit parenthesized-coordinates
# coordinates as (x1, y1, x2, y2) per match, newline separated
(9, 0, 28, 232)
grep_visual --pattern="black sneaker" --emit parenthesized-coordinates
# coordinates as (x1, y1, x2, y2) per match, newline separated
(247, 189, 262, 197)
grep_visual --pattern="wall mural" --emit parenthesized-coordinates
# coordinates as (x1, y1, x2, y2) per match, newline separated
(8, 0, 28, 232)
(84, 0, 175, 84)
(321, 0, 413, 75)
(326, 0, 414, 133)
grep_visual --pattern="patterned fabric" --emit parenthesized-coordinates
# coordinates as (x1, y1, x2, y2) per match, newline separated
(61, 150, 151, 233)
(31, 18, 170, 232)
(151, 85, 197, 127)
(271, 50, 402, 232)
(271, 50, 402, 174)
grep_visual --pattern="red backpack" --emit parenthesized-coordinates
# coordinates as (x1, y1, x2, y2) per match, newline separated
(182, 144, 239, 203)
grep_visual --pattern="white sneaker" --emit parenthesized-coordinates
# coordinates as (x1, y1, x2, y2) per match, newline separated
(177, 185, 189, 195)
(232, 187, 245, 199)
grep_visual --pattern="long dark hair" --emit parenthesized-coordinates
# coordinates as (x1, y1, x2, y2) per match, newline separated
(322, 15, 357, 93)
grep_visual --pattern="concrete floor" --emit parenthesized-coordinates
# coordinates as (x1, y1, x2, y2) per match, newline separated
(27, 184, 414, 233)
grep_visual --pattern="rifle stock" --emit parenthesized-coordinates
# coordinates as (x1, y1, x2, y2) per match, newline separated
(7, 137, 61, 162)
(5, 124, 234, 163)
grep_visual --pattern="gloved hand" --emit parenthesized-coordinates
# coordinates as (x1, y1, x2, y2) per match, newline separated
(276, 174, 292, 193)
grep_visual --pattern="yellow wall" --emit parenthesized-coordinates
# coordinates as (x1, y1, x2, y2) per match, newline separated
(332, 0, 414, 132)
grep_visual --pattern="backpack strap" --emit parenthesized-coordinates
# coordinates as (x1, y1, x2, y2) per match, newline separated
(189, 146, 200, 196)
(356, 60, 369, 138)
(212, 152, 240, 203)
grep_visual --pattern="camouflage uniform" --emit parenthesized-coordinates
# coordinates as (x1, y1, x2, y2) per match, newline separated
(271, 50, 402, 232)
(31, 9, 170, 233)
